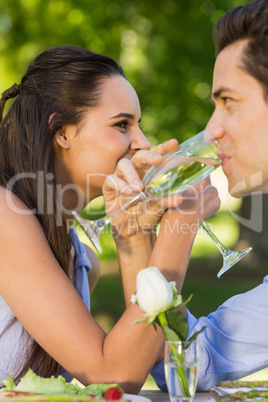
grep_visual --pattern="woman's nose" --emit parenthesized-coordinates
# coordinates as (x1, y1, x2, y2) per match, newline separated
(130, 128, 151, 151)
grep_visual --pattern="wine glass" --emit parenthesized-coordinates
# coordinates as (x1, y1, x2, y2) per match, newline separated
(73, 130, 252, 277)
(201, 221, 252, 278)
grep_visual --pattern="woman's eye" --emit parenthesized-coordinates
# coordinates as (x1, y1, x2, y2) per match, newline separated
(115, 120, 128, 130)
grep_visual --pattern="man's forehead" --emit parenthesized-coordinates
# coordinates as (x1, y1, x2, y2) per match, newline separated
(214, 40, 247, 74)
(212, 41, 249, 91)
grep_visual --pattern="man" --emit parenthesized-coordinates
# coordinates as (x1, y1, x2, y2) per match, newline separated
(151, 0, 268, 391)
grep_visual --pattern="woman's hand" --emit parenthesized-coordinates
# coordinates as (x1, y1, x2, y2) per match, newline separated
(102, 139, 181, 238)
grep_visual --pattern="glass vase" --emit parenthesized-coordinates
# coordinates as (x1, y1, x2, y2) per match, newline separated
(164, 340, 199, 402)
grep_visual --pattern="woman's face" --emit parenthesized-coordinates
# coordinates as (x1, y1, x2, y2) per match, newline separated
(54, 75, 151, 208)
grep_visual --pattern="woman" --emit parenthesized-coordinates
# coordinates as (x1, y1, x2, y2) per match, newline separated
(0, 45, 219, 393)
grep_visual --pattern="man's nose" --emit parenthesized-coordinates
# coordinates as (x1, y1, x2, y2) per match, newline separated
(205, 122, 225, 140)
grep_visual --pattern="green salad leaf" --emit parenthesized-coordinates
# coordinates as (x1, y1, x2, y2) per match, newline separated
(1, 369, 123, 397)
(81, 384, 123, 397)
(2, 375, 15, 391)
(14, 370, 66, 394)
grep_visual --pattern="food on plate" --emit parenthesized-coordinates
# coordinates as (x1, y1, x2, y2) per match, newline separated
(0, 369, 126, 401)
(210, 380, 268, 401)
(104, 387, 124, 401)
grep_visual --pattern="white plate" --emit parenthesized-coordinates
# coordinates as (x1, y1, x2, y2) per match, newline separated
(124, 394, 152, 402)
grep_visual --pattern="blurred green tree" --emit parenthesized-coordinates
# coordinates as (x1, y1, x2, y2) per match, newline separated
(3, 0, 265, 264)
(0, 0, 246, 143)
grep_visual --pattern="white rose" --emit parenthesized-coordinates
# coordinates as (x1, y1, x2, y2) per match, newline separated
(135, 267, 174, 315)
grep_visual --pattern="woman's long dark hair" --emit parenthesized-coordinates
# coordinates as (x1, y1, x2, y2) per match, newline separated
(0, 45, 125, 382)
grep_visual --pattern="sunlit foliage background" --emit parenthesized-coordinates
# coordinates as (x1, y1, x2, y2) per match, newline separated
(1, 0, 247, 144)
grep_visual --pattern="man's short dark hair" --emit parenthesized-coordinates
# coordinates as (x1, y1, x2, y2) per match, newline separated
(214, 0, 268, 99)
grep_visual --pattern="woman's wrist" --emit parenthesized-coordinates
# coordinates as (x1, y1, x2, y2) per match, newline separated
(113, 227, 157, 250)
(114, 231, 157, 305)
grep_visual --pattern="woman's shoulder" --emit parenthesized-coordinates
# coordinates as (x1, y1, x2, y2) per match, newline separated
(0, 186, 41, 232)
(0, 186, 30, 213)
(0, 187, 52, 271)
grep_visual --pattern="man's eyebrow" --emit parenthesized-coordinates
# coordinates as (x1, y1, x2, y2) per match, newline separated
(110, 112, 141, 123)
(212, 87, 235, 101)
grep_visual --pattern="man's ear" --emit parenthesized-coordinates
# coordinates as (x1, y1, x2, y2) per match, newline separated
(54, 126, 71, 150)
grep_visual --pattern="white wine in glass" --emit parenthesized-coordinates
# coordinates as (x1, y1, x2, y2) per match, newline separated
(73, 130, 251, 277)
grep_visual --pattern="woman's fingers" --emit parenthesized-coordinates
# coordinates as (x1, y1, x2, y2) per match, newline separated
(114, 158, 144, 190)
(112, 139, 179, 189)
(129, 139, 179, 169)
(103, 174, 137, 198)
(129, 150, 163, 169)
(104, 139, 180, 202)
(153, 139, 179, 155)
(115, 151, 163, 188)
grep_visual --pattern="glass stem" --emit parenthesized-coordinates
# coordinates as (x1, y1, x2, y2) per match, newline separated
(201, 221, 229, 255)
(103, 191, 147, 225)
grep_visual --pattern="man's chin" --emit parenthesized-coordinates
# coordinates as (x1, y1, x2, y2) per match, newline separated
(229, 188, 248, 198)
(228, 179, 264, 198)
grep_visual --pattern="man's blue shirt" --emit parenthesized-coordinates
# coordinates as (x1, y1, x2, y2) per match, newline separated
(151, 275, 268, 391)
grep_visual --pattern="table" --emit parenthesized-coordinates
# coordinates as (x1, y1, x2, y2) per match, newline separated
(139, 390, 216, 402)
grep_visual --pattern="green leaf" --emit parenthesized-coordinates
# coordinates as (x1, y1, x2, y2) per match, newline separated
(2, 374, 15, 391)
(165, 308, 189, 341)
(146, 314, 157, 326)
(14, 369, 66, 394)
(82, 383, 123, 397)
(151, 321, 158, 331)
(0, 369, 123, 398)
(162, 324, 180, 342)
(131, 317, 148, 326)
(187, 326, 206, 343)
(179, 294, 193, 308)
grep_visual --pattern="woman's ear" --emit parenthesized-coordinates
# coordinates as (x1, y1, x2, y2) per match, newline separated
(54, 127, 70, 150)
(50, 113, 75, 150)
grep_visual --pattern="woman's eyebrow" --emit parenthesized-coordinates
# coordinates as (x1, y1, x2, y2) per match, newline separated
(110, 112, 141, 123)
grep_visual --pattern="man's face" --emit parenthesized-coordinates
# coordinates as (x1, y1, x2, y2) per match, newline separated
(206, 39, 268, 197)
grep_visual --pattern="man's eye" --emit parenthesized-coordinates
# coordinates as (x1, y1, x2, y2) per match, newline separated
(222, 97, 232, 104)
